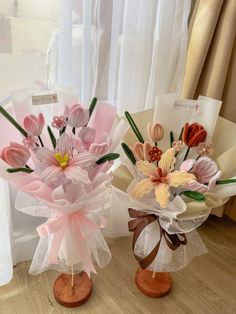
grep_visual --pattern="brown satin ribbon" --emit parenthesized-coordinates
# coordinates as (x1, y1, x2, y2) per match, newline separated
(128, 208, 187, 269)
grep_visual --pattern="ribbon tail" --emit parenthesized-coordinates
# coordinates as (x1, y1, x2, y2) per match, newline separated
(75, 218, 97, 277)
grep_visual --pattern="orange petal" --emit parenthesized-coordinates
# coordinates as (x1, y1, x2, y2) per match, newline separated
(136, 160, 157, 177)
(132, 142, 144, 161)
(132, 178, 155, 197)
(155, 183, 170, 208)
(158, 148, 176, 175)
(166, 171, 195, 187)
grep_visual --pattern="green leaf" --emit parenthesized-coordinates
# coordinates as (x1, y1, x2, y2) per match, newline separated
(7, 167, 33, 174)
(0, 105, 27, 137)
(89, 97, 97, 118)
(47, 126, 56, 149)
(125, 111, 144, 143)
(96, 153, 120, 165)
(170, 131, 174, 147)
(178, 127, 184, 140)
(183, 191, 205, 201)
(121, 143, 136, 165)
(216, 179, 236, 185)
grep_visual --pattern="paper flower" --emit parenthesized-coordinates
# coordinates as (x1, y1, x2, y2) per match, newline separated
(197, 142, 214, 157)
(1, 142, 30, 167)
(131, 142, 152, 161)
(22, 135, 38, 148)
(51, 116, 67, 131)
(148, 146, 163, 162)
(132, 148, 195, 208)
(33, 133, 92, 184)
(182, 122, 207, 147)
(147, 122, 164, 143)
(180, 157, 221, 192)
(66, 104, 89, 128)
(23, 113, 45, 136)
(172, 140, 183, 152)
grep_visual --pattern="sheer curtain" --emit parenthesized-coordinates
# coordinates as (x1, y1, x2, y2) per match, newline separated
(0, 0, 191, 285)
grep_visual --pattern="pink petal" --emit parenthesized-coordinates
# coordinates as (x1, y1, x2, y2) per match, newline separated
(57, 133, 71, 156)
(89, 142, 108, 155)
(34, 147, 57, 165)
(208, 170, 221, 191)
(41, 165, 61, 182)
(64, 165, 90, 184)
(192, 157, 218, 183)
(78, 127, 96, 147)
(38, 113, 45, 134)
(186, 180, 208, 193)
(69, 152, 97, 168)
(180, 159, 195, 172)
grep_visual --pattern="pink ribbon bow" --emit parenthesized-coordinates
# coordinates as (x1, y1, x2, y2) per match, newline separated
(37, 209, 106, 277)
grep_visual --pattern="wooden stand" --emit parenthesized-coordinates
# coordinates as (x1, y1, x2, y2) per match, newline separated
(53, 272, 92, 307)
(135, 268, 172, 298)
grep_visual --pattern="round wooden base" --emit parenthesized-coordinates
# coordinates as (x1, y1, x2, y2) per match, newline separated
(135, 268, 172, 298)
(53, 272, 92, 308)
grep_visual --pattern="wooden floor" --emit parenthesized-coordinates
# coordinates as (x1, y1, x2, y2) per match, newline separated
(0, 216, 236, 314)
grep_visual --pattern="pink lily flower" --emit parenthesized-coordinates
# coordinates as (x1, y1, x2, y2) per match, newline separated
(33, 133, 96, 185)
(180, 157, 221, 192)
(65, 104, 89, 128)
(1, 142, 30, 167)
(23, 113, 45, 136)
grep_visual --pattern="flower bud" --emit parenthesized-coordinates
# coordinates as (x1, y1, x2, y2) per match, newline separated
(147, 123, 164, 143)
(182, 123, 207, 147)
(23, 113, 45, 136)
(1, 142, 30, 167)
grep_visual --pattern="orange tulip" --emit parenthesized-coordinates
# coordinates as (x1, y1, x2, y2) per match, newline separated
(147, 123, 164, 143)
(182, 123, 207, 147)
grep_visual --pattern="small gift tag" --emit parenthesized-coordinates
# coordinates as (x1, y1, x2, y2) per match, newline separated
(32, 93, 58, 106)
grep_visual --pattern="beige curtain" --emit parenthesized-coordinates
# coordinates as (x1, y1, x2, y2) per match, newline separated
(182, 0, 236, 219)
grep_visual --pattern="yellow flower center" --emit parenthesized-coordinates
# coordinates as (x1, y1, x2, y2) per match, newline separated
(54, 152, 69, 169)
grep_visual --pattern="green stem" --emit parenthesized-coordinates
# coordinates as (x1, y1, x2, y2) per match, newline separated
(0, 106, 27, 137)
(216, 179, 236, 185)
(183, 146, 190, 161)
(38, 135, 44, 147)
(89, 97, 97, 118)
(47, 126, 56, 149)
(178, 127, 184, 140)
(7, 167, 33, 173)
(121, 143, 136, 165)
(170, 131, 174, 148)
(125, 111, 144, 143)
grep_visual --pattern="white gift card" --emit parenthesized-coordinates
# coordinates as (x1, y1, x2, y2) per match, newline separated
(154, 93, 222, 151)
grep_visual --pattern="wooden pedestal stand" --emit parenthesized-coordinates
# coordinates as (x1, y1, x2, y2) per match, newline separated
(53, 272, 92, 307)
(135, 268, 172, 298)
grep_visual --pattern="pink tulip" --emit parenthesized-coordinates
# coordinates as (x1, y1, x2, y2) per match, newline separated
(1, 142, 30, 167)
(23, 113, 45, 136)
(180, 157, 221, 192)
(67, 104, 89, 128)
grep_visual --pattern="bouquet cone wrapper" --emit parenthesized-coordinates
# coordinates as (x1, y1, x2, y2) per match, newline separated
(112, 94, 236, 272)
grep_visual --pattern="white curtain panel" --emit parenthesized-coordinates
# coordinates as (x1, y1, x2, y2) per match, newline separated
(0, 0, 191, 285)
(47, 0, 191, 113)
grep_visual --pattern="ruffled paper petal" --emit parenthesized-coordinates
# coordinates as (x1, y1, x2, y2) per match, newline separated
(155, 183, 169, 208)
(180, 159, 195, 172)
(132, 178, 155, 197)
(136, 160, 157, 177)
(167, 171, 195, 187)
(64, 166, 91, 185)
(158, 148, 175, 175)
